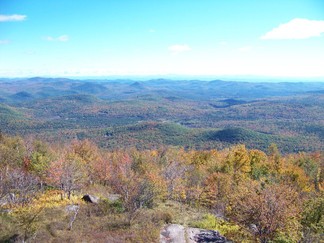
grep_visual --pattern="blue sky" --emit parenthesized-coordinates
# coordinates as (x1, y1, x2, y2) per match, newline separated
(1, 0, 324, 78)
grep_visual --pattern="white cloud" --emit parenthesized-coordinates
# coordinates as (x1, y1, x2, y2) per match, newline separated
(261, 18, 324, 40)
(45, 35, 69, 42)
(0, 40, 10, 44)
(0, 14, 26, 22)
(57, 35, 69, 41)
(168, 44, 191, 53)
(45, 36, 55, 41)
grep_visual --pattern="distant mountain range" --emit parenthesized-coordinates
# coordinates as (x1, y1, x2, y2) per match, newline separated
(0, 77, 323, 153)
(1, 77, 324, 103)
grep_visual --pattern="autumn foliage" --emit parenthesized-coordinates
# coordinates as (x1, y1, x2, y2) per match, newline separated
(0, 134, 323, 242)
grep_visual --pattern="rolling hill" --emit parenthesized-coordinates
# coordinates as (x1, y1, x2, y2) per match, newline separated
(0, 77, 323, 153)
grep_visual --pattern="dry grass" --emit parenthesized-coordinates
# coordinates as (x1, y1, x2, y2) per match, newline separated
(1, 191, 212, 243)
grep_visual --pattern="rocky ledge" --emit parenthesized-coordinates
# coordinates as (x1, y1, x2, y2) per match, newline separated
(160, 224, 231, 243)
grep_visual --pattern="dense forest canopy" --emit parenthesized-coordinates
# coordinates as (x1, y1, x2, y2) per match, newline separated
(0, 78, 323, 153)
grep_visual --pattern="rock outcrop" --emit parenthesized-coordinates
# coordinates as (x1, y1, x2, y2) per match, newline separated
(160, 224, 230, 243)
(82, 194, 99, 203)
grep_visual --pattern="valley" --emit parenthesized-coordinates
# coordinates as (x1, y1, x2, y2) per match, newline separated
(0, 77, 323, 153)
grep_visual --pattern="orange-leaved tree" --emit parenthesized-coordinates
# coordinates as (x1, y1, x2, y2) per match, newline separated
(228, 181, 301, 242)
(47, 149, 87, 200)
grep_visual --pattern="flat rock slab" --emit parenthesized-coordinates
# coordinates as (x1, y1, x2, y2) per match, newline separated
(160, 224, 230, 243)
(160, 224, 186, 243)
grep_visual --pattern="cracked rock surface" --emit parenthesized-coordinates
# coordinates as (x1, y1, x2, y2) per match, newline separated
(160, 224, 231, 243)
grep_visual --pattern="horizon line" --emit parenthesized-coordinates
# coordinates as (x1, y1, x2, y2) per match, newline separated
(1, 75, 324, 82)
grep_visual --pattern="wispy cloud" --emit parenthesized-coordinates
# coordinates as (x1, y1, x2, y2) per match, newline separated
(261, 18, 324, 40)
(0, 40, 10, 45)
(168, 44, 191, 53)
(44, 35, 69, 42)
(0, 14, 26, 22)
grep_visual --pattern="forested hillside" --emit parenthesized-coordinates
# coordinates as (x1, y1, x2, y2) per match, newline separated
(0, 78, 323, 153)
(0, 78, 323, 242)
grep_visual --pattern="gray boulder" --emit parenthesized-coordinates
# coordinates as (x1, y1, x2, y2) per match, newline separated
(160, 224, 231, 243)
(82, 194, 99, 203)
(189, 228, 228, 242)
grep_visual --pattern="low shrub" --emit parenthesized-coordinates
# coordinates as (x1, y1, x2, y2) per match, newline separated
(97, 198, 125, 215)
(189, 213, 253, 242)
(152, 210, 173, 224)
